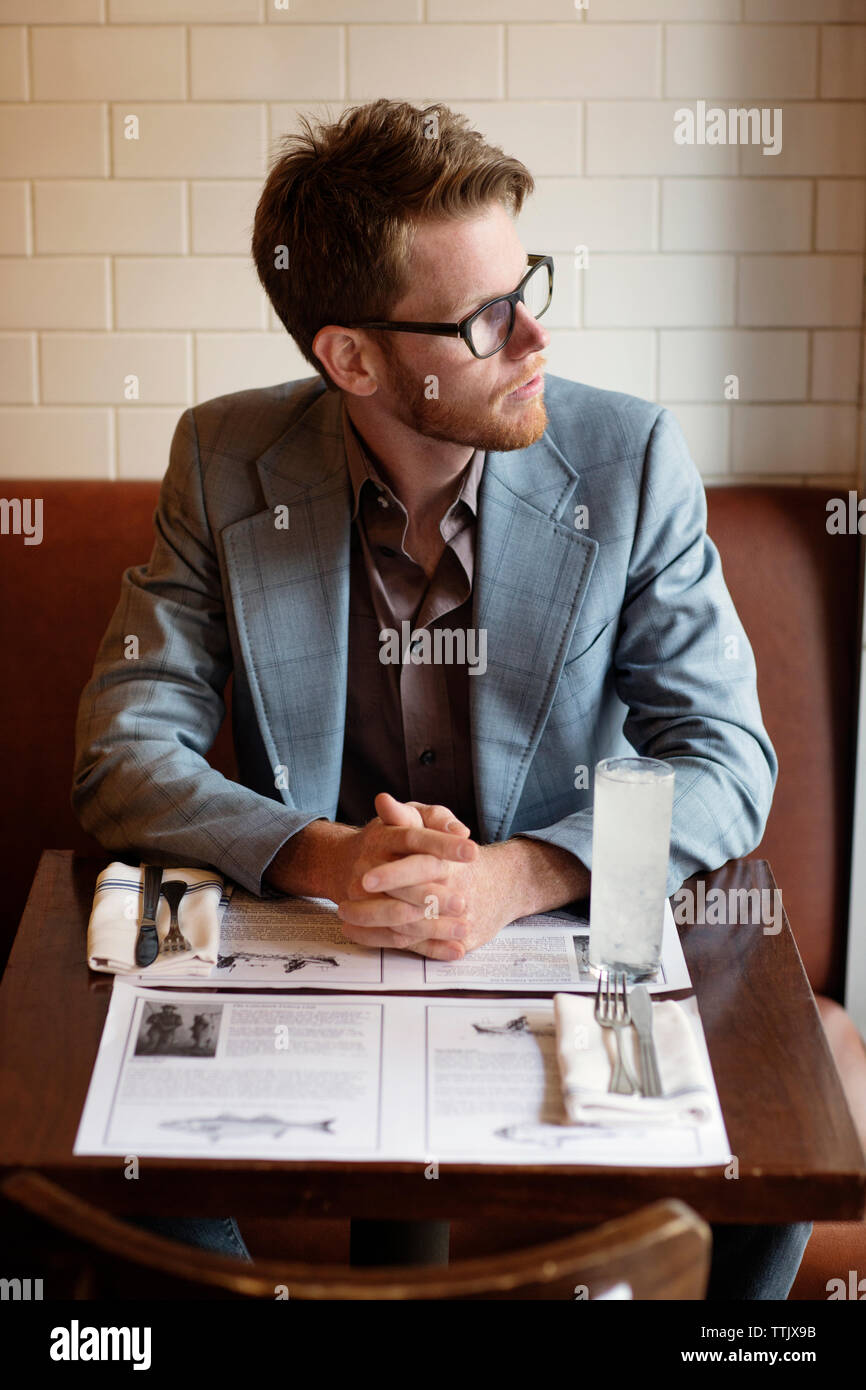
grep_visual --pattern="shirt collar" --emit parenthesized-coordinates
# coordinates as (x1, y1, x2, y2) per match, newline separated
(341, 399, 484, 524)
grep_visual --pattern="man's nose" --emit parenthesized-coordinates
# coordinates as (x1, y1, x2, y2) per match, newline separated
(507, 301, 550, 357)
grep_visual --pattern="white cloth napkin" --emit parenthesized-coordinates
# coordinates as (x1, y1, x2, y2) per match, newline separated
(87, 861, 229, 978)
(553, 992, 713, 1126)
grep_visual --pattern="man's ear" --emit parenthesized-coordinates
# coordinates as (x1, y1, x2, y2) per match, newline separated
(313, 326, 379, 396)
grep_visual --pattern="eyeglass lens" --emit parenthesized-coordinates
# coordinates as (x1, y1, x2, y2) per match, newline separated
(469, 260, 552, 356)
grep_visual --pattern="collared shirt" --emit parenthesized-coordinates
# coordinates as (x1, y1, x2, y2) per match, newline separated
(335, 400, 486, 839)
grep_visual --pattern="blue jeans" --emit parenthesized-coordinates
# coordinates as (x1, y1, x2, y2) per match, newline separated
(124, 1215, 812, 1299)
(706, 1221, 813, 1300)
(127, 1215, 252, 1261)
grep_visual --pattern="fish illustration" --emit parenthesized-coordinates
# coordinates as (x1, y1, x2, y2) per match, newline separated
(471, 1015, 555, 1037)
(216, 951, 339, 975)
(159, 1113, 336, 1142)
(493, 1122, 613, 1148)
(283, 954, 339, 975)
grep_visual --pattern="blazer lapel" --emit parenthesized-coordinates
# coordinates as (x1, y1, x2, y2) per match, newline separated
(472, 432, 598, 843)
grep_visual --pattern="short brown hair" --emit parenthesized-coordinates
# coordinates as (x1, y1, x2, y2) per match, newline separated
(251, 99, 534, 390)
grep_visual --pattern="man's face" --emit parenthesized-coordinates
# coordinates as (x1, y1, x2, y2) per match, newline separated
(368, 202, 549, 452)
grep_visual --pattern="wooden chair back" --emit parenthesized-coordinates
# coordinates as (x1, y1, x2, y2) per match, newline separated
(2, 1169, 710, 1300)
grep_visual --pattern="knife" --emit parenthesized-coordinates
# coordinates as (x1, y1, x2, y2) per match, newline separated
(630, 985, 663, 1097)
(135, 864, 163, 967)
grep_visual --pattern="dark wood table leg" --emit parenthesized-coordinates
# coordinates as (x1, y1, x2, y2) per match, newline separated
(349, 1219, 450, 1267)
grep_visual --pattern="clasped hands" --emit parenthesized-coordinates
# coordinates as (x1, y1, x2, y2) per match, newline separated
(333, 792, 512, 962)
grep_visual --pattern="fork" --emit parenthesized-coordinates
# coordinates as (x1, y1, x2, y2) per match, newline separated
(594, 969, 642, 1095)
(159, 880, 192, 954)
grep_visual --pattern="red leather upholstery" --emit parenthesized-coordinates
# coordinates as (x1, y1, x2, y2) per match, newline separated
(0, 481, 237, 969)
(704, 487, 865, 1300)
(704, 486, 859, 1000)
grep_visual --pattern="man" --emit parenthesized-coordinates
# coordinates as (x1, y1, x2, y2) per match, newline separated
(72, 99, 808, 1296)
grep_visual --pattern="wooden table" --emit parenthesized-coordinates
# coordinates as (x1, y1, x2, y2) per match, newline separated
(0, 851, 863, 1229)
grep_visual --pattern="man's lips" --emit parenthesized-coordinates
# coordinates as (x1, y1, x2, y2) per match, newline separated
(505, 371, 544, 401)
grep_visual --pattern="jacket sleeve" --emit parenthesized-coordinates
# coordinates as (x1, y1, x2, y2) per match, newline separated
(70, 406, 325, 895)
(511, 405, 778, 898)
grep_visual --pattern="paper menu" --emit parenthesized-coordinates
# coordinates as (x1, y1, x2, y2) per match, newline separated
(125, 891, 690, 994)
(74, 984, 728, 1168)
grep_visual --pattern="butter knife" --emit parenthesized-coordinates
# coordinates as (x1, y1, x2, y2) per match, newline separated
(630, 985, 663, 1097)
(135, 864, 163, 967)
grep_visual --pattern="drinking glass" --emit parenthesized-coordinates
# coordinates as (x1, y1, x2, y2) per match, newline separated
(588, 756, 675, 981)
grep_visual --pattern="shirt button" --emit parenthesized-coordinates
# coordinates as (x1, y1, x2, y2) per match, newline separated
(379, 545, 396, 558)
(377, 495, 390, 509)
(418, 748, 435, 765)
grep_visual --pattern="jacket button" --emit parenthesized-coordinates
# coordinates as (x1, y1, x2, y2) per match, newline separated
(419, 748, 435, 765)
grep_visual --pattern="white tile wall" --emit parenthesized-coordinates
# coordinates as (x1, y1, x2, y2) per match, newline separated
(0, 181, 29, 253)
(517, 180, 656, 253)
(585, 256, 736, 328)
(737, 256, 863, 327)
(817, 180, 866, 251)
(34, 182, 186, 255)
(664, 25, 818, 99)
(658, 403, 732, 477)
(587, 102, 739, 176)
(190, 182, 260, 256)
(739, 104, 866, 177)
(811, 331, 862, 402)
(448, 103, 582, 178)
(0, 7, 861, 484)
(0, 26, 26, 100)
(349, 26, 502, 100)
(31, 28, 187, 102)
(195, 332, 311, 401)
(114, 258, 267, 330)
(40, 334, 191, 405)
(0, 335, 36, 404)
(746, 1, 866, 18)
(660, 180, 811, 252)
(543, 331, 656, 401)
(0, 408, 112, 478)
(820, 24, 866, 98)
(659, 330, 809, 402)
(731, 404, 859, 475)
(0, 259, 110, 330)
(116, 408, 184, 480)
(111, 105, 266, 180)
(191, 27, 343, 101)
(508, 26, 661, 101)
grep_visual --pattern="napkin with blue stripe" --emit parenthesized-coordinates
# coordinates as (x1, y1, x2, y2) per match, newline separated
(87, 861, 231, 977)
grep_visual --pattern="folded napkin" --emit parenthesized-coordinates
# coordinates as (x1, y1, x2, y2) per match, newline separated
(553, 992, 713, 1126)
(87, 862, 229, 978)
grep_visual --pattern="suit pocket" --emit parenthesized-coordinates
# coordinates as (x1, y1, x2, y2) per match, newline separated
(555, 617, 617, 701)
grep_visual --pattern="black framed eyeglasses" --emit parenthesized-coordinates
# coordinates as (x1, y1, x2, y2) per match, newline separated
(348, 253, 554, 359)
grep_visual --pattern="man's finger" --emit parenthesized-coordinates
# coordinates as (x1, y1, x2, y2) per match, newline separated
(361, 854, 454, 895)
(405, 802, 471, 836)
(380, 824, 477, 863)
(374, 791, 423, 827)
(376, 883, 466, 918)
(341, 926, 466, 961)
(337, 894, 469, 938)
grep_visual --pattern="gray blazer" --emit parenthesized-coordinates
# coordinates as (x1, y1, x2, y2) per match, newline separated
(72, 372, 777, 899)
